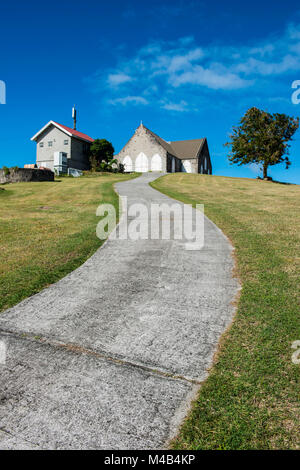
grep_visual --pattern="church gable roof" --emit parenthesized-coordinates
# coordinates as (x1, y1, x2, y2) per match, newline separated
(170, 138, 206, 159)
(142, 124, 206, 160)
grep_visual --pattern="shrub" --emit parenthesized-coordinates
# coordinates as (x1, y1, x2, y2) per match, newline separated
(90, 139, 115, 166)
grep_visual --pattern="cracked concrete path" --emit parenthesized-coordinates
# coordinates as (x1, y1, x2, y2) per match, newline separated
(0, 173, 239, 449)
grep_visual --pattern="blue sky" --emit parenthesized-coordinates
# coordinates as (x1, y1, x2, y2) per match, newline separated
(1, 0, 300, 183)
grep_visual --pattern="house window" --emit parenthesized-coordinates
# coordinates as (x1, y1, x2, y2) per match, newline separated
(39, 142, 44, 148)
(64, 140, 68, 145)
(48, 141, 53, 147)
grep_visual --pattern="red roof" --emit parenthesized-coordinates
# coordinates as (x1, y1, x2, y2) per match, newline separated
(52, 121, 94, 143)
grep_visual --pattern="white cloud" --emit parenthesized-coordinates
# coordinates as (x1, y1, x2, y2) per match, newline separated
(167, 48, 204, 73)
(178, 36, 195, 46)
(287, 23, 300, 40)
(290, 42, 300, 54)
(88, 21, 300, 112)
(161, 100, 188, 112)
(109, 96, 148, 106)
(249, 44, 275, 57)
(234, 54, 300, 76)
(107, 73, 132, 87)
(170, 65, 250, 90)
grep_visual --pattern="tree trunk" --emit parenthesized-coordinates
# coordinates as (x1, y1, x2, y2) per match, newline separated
(263, 163, 268, 179)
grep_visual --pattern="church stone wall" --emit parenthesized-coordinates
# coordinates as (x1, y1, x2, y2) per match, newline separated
(116, 124, 212, 174)
(117, 126, 167, 172)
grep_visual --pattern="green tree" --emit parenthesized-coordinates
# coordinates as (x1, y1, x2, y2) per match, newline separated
(89, 139, 115, 171)
(89, 155, 99, 173)
(225, 107, 299, 179)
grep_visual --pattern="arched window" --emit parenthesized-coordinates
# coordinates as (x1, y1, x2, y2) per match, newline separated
(123, 155, 133, 172)
(135, 152, 149, 172)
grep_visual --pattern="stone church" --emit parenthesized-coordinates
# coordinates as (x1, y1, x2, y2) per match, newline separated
(116, 123, 212, 174)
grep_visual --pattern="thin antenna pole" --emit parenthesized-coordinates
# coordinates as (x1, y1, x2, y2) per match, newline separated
(72, 105, 77, 130)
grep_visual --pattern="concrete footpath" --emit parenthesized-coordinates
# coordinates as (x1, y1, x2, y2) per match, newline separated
(0, 173, 239, 449)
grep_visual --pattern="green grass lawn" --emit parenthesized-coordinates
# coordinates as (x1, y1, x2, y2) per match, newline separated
(151, 173, 300, 450)
(0, 173, 137, 312)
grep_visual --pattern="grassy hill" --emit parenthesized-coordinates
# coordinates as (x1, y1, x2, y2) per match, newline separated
(1, 171, 299, 449)
(0, 173, 136, 312)
(151, 173, 300, 450)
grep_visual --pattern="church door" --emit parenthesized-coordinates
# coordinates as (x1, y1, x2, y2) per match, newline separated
(135, 152, 149, 172)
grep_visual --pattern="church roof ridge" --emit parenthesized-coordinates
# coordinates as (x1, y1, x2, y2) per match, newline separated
(140, 123, 206, 159)
(141, 124, 176, 156)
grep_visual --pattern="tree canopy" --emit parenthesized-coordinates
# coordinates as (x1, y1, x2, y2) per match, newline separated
(89, 139, 117, 172)
(225, 107, 299, 179)
(90, 139, 115, 164)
